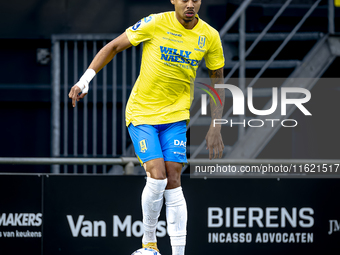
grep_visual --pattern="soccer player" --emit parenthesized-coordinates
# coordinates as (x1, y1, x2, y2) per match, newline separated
(68, 0, 225, 254)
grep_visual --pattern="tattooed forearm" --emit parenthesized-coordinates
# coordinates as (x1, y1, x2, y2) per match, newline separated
(208, 68, 225, 121)
(208, 68, 223, 80)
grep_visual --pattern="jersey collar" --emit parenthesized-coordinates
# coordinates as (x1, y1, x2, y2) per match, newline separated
(172, 11, 201, 31)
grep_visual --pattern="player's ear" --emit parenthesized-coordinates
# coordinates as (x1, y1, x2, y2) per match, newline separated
(170, 0, 175, 5)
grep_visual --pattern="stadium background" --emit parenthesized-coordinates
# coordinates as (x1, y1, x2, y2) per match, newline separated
(0, 0, 340, 254)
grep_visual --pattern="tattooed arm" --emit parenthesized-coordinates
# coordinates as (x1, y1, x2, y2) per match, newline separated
(206, 67, 225, 159)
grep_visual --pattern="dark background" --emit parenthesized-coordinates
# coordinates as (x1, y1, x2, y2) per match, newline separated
(0, 0, 339, 173)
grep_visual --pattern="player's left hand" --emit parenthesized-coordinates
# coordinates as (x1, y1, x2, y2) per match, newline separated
(205, 126, 224, 160)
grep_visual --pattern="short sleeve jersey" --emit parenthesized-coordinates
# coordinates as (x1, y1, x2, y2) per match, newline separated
(125, 11, 224, 126)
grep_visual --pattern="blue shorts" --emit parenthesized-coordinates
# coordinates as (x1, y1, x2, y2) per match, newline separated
(127, 121, 187, 164)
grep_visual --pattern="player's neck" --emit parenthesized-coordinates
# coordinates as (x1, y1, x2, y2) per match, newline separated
(175, 15, 198, 30)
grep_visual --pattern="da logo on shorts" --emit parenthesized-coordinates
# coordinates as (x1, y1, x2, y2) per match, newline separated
(198, 35, 206, 49)
(132, 20, 142, 31)
(139, 139, 148, 153)
(174, 140, 186, 147)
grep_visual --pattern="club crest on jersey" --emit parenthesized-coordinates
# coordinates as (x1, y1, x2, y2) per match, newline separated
(139, 139, 148, 153)
(144, 16, 152, 23)
(132, 20, 142, 31)
(198, 35, 206, 49)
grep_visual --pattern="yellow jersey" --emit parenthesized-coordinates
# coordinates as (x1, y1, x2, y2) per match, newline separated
(125, 11, 225, 126)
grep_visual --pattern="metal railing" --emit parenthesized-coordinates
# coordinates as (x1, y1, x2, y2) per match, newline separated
(1, 157, 339, 166)
(189, 0, 336, 160)
(51, 34, 142, 174)
(1, 157, 339, 178)
(49, 1, 337, 175)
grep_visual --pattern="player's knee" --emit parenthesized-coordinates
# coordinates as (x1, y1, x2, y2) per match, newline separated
(165, 163, 182, 189)
(148, 171, 167, 180)
(145, 159, 167, 180)
(166, 173, 181, 189)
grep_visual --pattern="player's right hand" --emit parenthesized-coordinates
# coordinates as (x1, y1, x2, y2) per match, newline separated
(68, 84, 87, 107)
